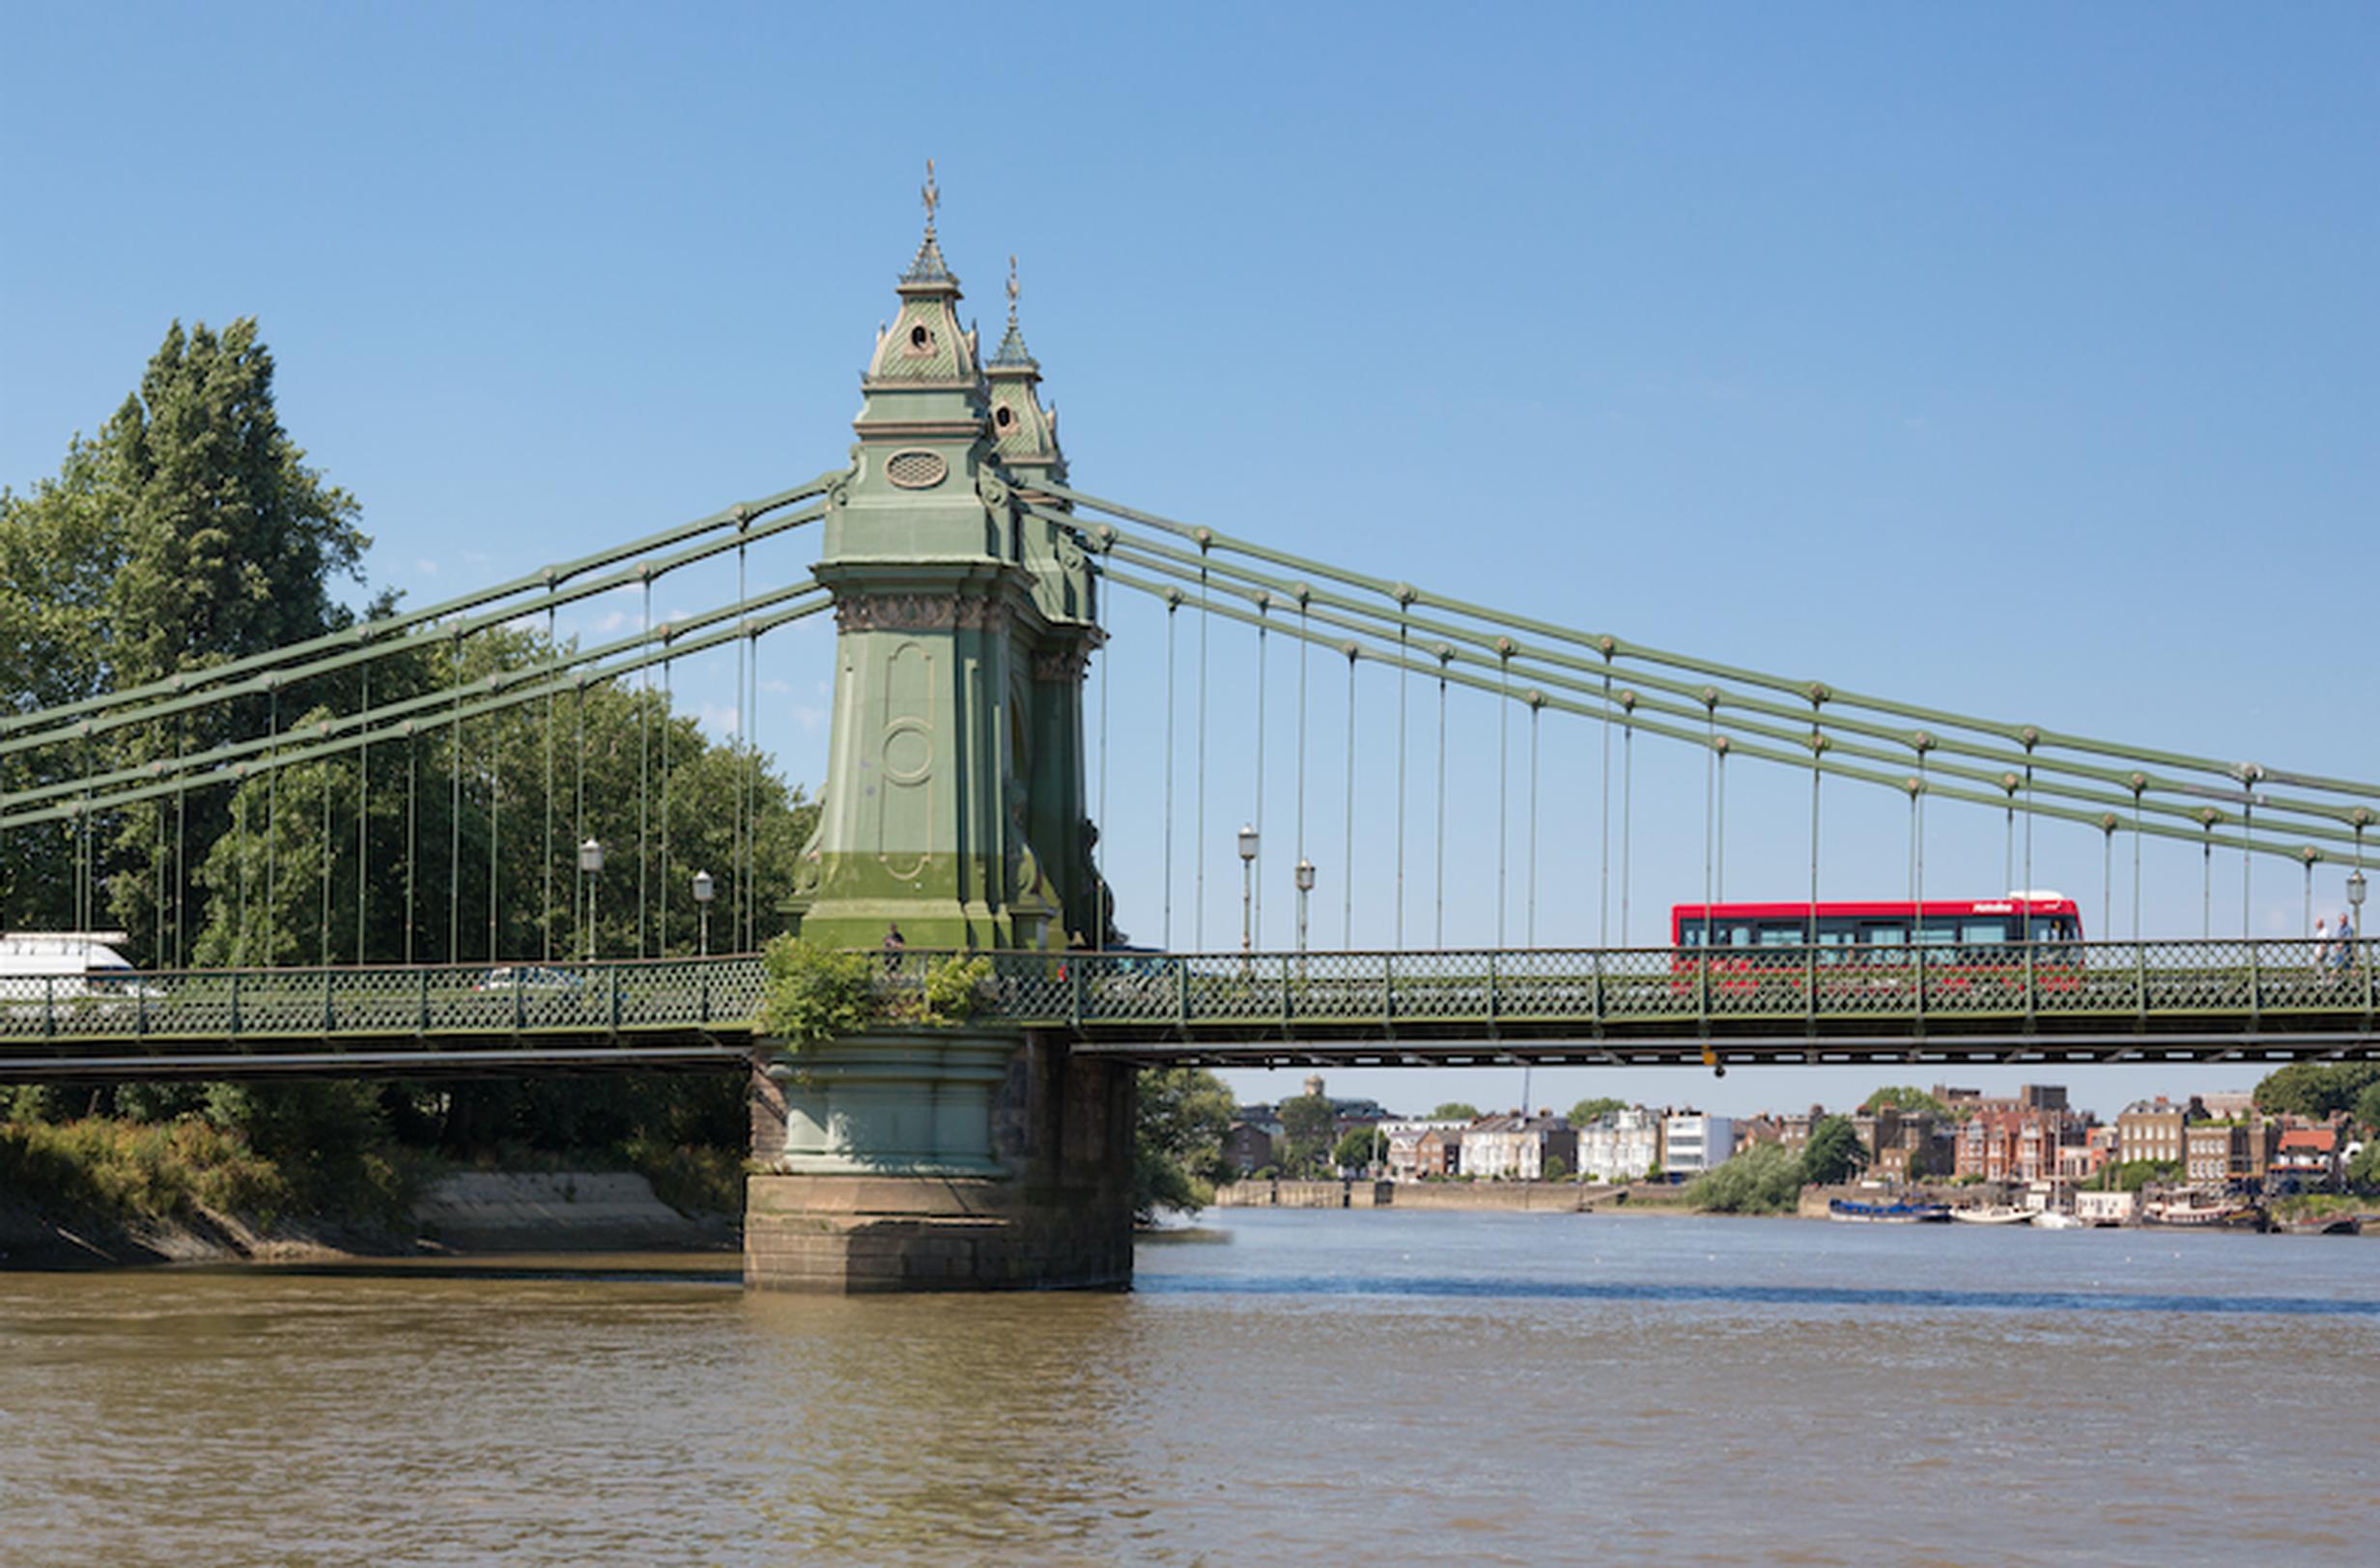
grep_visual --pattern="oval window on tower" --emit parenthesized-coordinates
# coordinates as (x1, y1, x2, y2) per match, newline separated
(886, 449, 948, 489)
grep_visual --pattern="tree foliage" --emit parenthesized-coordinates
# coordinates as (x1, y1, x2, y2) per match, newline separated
(1859, 1085, 1951, 1120)
(1134, 1067, 1236, 1223)
(758, 937, 879, 1046)
(1800, 1115, 1869, 1185)
(1686, 1141, 1804, 1213)
(2254, 1063, 2380, 1122)
(1277, 1093, 1336, 1177)
(1568, 1097, 1625, 1127)
(1332, 1126, 1384, 1171)
(1430, 1101, 1480, 1121)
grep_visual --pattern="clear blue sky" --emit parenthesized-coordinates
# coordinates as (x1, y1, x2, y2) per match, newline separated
(5, 2, 2373, 1120)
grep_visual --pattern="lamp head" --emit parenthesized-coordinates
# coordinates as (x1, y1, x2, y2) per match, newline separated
(1236, 823, 1260, 863)
(1294, 858, 1316, 893)
(579, 838, 605, 874)
(693, 870, 715, 904)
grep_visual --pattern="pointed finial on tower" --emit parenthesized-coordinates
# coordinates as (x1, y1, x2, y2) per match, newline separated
(900, 158, 955, 286)
(989, 252, 1034, 365)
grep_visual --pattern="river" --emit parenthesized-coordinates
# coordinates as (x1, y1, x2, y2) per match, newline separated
(3, 1212, 2375, 1565)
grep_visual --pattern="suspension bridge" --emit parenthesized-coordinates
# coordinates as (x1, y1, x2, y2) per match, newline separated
(3, 178, 2372, 1286)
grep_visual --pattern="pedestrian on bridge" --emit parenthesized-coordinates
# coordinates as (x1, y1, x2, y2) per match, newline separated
(2313, 915, 2333, 969)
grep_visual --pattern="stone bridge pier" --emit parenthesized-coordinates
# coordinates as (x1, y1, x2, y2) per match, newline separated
(744, 1029, 1135, 1293)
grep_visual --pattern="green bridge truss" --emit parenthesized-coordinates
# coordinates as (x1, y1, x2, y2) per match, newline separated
(2, 940, 2369, 1081)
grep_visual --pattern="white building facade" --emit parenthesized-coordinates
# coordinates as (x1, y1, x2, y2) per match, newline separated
(1576, 1107, 1665, 1183)
(1659, 1112, 1736, 1178)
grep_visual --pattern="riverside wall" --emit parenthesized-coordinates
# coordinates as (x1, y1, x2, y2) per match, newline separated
(1215, 1180, 1601, 1212)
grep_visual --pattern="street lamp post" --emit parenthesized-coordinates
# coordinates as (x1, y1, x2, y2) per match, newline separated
(1237, 824, 1260, 955)
(693, 869, 715, 958)
(2348, 867, 2366, 975)
(579, 838, 605, 961)
(1295, 857, 1316, 955)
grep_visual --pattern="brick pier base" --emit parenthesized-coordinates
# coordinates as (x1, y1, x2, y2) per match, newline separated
(744, 1029, 1135, 1293)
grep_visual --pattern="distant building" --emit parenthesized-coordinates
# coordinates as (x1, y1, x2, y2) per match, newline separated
(2198, 1090, 2257, 1120)
(1380, 1119, 1465, 1183)
(1659, 1111, 1735, 1178)
(1853, 1106, 1951, 1182)
(2272, 1126, 2343, 1188)
(1461, 1113, 1576, 1181)
(1415, 1126, 1464, 1179)
(2116, 1097, 2203, 1171)
(1577, 1106, 1665, 1183)
(1223, 1122, 1277, 1174)
(1955, 1108, 2075, 1183)
(2184, 1119, 2278, 1189)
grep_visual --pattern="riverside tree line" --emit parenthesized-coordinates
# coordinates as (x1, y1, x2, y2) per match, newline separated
(2, 318, 1239, 1239)
(0, 320, 814, 1224)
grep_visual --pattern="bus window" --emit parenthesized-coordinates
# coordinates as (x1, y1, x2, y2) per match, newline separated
(1863, 927, 1908, 946)
(1917, 921, 1957, 946)
(2028, 916, 2077, 941)
(1961, 920, 2011, 946)
(1758, 926, 1802, 948)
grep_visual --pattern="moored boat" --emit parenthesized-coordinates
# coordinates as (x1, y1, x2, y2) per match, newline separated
(2140, 1197, 2266, 1231)
(1828, 1198, 1952, 1223)
(1949, 1205, 2035, 1226)
(2031, 1211, 2084, 1231)
(2270, 1214, 2363, 1237)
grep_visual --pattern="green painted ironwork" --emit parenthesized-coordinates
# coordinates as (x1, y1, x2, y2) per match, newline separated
(3, 941, 2369, 1077)
(0, 475, 839, 746)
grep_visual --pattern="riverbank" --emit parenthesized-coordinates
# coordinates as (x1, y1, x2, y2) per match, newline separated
(1214, 1178, 1698, 1212)
(0, 1170, 736, 1269)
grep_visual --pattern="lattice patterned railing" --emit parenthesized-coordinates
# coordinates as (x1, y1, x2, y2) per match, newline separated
(0, 940, 2370, 1047)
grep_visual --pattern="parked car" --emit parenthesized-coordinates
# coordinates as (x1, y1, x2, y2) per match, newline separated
(472, 965, 584, 994)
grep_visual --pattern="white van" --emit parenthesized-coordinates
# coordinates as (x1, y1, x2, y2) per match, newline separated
(0, 931, 156, 1019)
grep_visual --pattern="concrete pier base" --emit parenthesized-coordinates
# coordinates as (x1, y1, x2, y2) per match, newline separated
(744, 1028, 1134, 1293)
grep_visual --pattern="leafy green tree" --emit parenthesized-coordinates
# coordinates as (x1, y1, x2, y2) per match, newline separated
(1134, 1068, 1236, 1223)
(1543, 1155, 1569, 1182)
(2109, 1158, 2183, 1192)
(1568, 1097, 1625, 1127)
(184, 631, 816, 968)
(1332, 1126, 1384, 1171)
(1800, 1115, 1869, 1185)
(1859, 1085, 1951, 1120)
(2347, 1139, 2380, 1191)
(2353, 1081, 2380, 1137)
(1686, 1142, 1803, 1213)
(1430, 1101, 1480, 1121)
(2255, 1063, 2380, 1122)
(1278, 1093, 1336, 1177)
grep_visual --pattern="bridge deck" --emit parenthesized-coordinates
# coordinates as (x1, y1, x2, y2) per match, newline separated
(0, 943, 2369, 1080)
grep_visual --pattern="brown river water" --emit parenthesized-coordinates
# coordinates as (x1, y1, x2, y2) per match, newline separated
(3, 1212, 2375, 1566)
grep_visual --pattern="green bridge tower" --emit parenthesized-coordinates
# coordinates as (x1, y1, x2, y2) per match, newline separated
(748, 171, 1133, 1292)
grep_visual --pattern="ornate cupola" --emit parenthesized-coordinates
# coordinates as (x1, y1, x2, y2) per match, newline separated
(861, 159, 980, 396)
(983, 256, 1066, 498)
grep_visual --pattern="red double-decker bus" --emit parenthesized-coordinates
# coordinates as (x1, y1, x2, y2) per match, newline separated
(1668, 894, 2085, 1001)
(1670, 894, 2083, 954)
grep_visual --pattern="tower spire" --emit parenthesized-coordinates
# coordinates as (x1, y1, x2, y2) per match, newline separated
(984, 253, 1063, 486)
(902, 157, 954, 286)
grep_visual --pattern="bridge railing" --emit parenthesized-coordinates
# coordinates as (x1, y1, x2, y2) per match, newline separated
(927, 938, 2375, 1034)
(0, 955, 768, 1042)
(0, 939, 2370, 1046)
